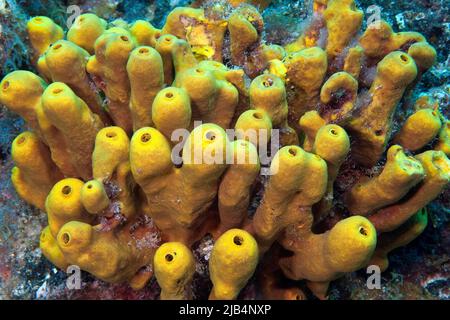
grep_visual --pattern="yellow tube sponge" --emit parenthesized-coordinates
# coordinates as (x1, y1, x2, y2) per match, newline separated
(313, 125, 350, 176)
(346, 52, 418, 167)
(35, 105, 78, 177)
(234, 109, 272, 147)
(228, 5, 265, 77)
(0, 71, 75, 177)
(11, 131, 62, 210)
(170, 37, 202, 71)
(43, 40, 110, 124)
(117, 161, 138, 220)
(217, 140, 260, 236)
(36, 54, 51, 81)
(177, 122, 229, 216)
(87, 28, 136, 134)
(131, 124, 229, 244)
(41, 82, 104, 180)
(209, 229, 259, 300)
(369, 150, 449, 233)
(127, 46, 164, 130)
(252, 145, 328, 253)
(319, 71, 358, 124)
(92, 126, 130, 181)
(27, 16, 64, 59)
(3, 4, 448, 300)
(152, 87, 192, 141)
(170, 36, 203, 82)
(312, 124, 350, 222)
(299, 110, 327, 152)
(56, 219, 156, 288)
(155, 34, 177, 85)
(248, 74, 298, 146)
(345, 145, 424, 216)
(284, 47, 328, 133)
(267, 59, 287, 82)
(249, 74, 287, 128)
(92, 126, 137, 222)
(360, 20, 423, 59)
(279, 216, 376, 299)
(188, 10, 227, 62)
(154, 242, 196, 300)
(343, 46, 364, 79)
(161, 7, 227, 63)
(161, 7, 205, 39)
(323, 0, 363, 59)
(262, 44, 286, 62)
(393, 108, 442, 151)
(67, 13, 107, 54)
(130, 128, 173, 187)
(360, 20, 436, 72)
(39, 226, 69, 270)
(0, 71, 47, 136)
(129, 20, 162, 48)
(81, 180, 110, 214)
(407, 42, 437, 73)
(45, 178, 93, 237)
(174, 58, 240, 129)
(369, 209, 428, 272)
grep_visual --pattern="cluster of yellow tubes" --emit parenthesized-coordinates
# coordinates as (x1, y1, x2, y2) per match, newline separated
(0, 0, 449, 300)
